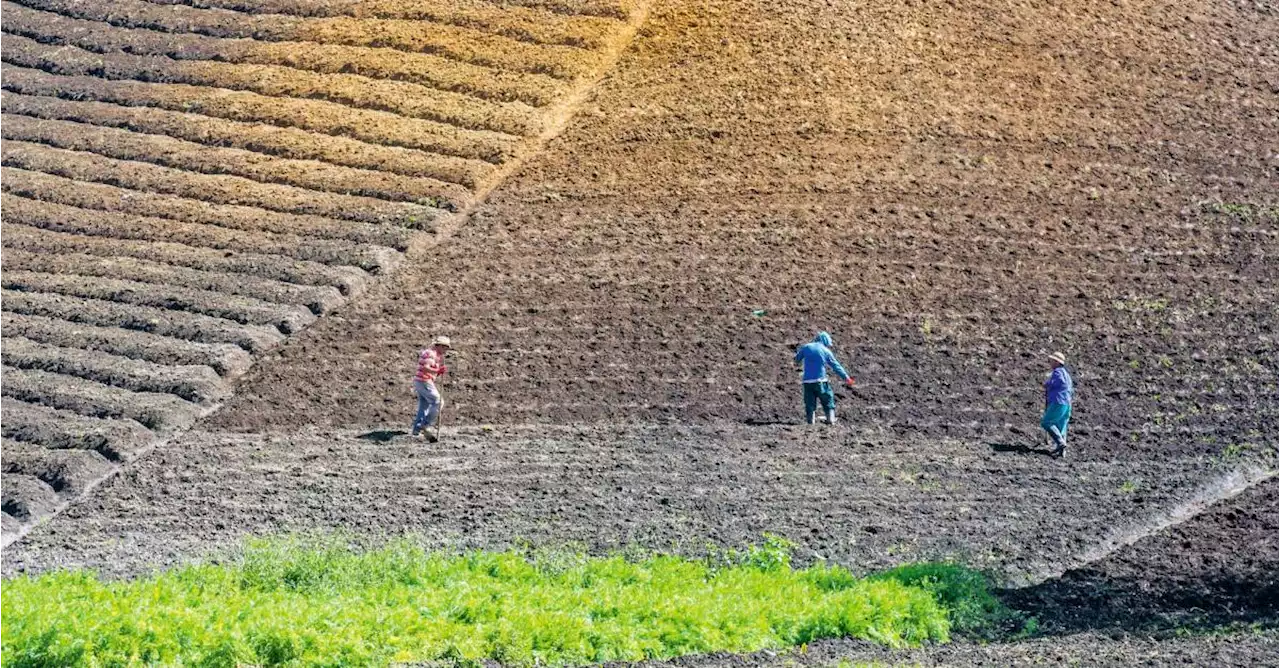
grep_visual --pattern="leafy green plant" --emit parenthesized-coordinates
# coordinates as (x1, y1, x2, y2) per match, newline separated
(2, 537, 985, 667)
(870, 562, 1017, 638)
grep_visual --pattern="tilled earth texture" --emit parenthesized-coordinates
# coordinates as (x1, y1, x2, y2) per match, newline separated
(214, 0, 1278, 440)
(0, 0, 650, 540)
(1, 425, 1246, 577)
(1007, 478, 1278, 636)
(1, 0, 1277, 661)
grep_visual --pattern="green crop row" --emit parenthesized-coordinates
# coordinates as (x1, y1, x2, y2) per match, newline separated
(2, 536, 1006, 667)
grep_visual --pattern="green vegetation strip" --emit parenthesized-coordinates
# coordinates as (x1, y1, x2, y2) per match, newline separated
(3, 537, 1006, 666)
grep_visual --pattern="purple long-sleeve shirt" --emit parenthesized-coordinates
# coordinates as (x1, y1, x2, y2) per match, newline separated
(1045, 367, 1073, 406)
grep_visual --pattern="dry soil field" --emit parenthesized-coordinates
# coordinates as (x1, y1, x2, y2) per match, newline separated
(0, 0, 648, 540)
(1, 0, 1278, 662)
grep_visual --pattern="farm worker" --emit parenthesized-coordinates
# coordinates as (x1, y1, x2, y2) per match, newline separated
(793, 331, 855, 425)
(1041, 351, 1074, 457)
(411, 335, 451, 442)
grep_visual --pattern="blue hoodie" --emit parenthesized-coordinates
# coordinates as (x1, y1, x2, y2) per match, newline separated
(794, 332, 851, 383)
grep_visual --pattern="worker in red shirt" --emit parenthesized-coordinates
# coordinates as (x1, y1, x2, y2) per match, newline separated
(411, 336, 451, 441)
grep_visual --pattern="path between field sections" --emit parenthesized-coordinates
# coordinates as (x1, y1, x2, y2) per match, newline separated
(0, 0, 653, 544)
(1007, 464, 1278, 588)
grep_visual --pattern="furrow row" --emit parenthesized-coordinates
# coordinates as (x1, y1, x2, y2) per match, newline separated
(2, 20, 544, 138)
(137, 0, 624, 48)
(1, 365, 203, 432)
(3, 249, 343, 316)
(1, 439, 114, 498)
(0, 140, 440, 229)
(1, 92, 496, 188)
(0, 312, 251, 379)
(0, 0, 650, 544)
(5, 1, 573, 107)
(0, 289, 284, 354)
(1, 397, 154, 463)
(1, 194, 402, 274)
(2, 270, 315, 336)
(1, 473, 59, 526)
(10, 0, 597, 80)
(1, 224, 370, 297)
(0, 114, 473, 208)
(1, 64, 523, 162)
(1, 336, 229, 405)
(472, 0, 635, 20)
(0, 167, 415, 251)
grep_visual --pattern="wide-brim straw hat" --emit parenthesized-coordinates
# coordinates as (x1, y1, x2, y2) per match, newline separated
(1047, 351, 1066, 365)
(432, 336, 452, 348)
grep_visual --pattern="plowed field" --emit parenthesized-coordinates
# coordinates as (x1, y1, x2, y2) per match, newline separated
(212, 0, 1279, 453)
(0, 0, 650, 541)
(1, 0, 1277, 662)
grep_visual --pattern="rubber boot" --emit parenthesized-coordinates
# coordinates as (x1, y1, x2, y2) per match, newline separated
(824, 409, 837, 425)
(806, 411, 817, 425)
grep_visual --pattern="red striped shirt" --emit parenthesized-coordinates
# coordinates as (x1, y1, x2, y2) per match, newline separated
(414, 348, 445, 382)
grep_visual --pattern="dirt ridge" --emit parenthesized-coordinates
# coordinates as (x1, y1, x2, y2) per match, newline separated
(1005, 465, 1279, 588)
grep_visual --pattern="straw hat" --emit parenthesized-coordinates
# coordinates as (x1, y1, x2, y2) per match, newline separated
(1047, 351, 1066, 365)
(432, 335, 452, 348)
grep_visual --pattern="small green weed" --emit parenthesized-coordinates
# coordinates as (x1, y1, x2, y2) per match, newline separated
(1112, 297, 1169, 312)
(1200, 200, 1280, 222)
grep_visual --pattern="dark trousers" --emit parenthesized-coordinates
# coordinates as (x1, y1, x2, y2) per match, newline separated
(803, 381, 836, 415)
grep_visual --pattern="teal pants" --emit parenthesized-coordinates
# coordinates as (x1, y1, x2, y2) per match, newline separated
(803, 381, 836, 415)
(1041, 403, 1071, 446)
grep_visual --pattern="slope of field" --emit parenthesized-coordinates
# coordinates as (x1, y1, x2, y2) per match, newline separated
(211, 0, 1279, 469)
(2, 0, 1275, 659)
(0, 0, 651, 542)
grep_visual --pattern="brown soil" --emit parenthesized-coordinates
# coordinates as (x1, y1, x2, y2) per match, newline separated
(1, 0, 1275, 662)
(1006, 479, 1279, 635)
(0, 424, 1255, 580)
(0, 0, 650, 545)
(211, 0, 1278, 466)
(3, 425, 1274, 664)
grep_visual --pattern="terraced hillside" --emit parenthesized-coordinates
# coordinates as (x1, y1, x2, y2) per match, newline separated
(0, 0, 1276, 661)
(0, 0, 651, 542)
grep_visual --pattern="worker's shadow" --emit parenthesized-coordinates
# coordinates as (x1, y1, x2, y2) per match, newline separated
(355, 429, 408, 443)
(988, 442, 1056, 457)
(743, 418, 795, 426)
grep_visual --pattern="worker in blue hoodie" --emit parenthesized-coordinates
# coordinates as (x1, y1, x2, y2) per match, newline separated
(794, 331, 855, 425)
(1042, 351, 1074, 457)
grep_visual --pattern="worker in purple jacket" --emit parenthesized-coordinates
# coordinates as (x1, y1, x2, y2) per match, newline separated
(1042, 351, 1074, 457)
